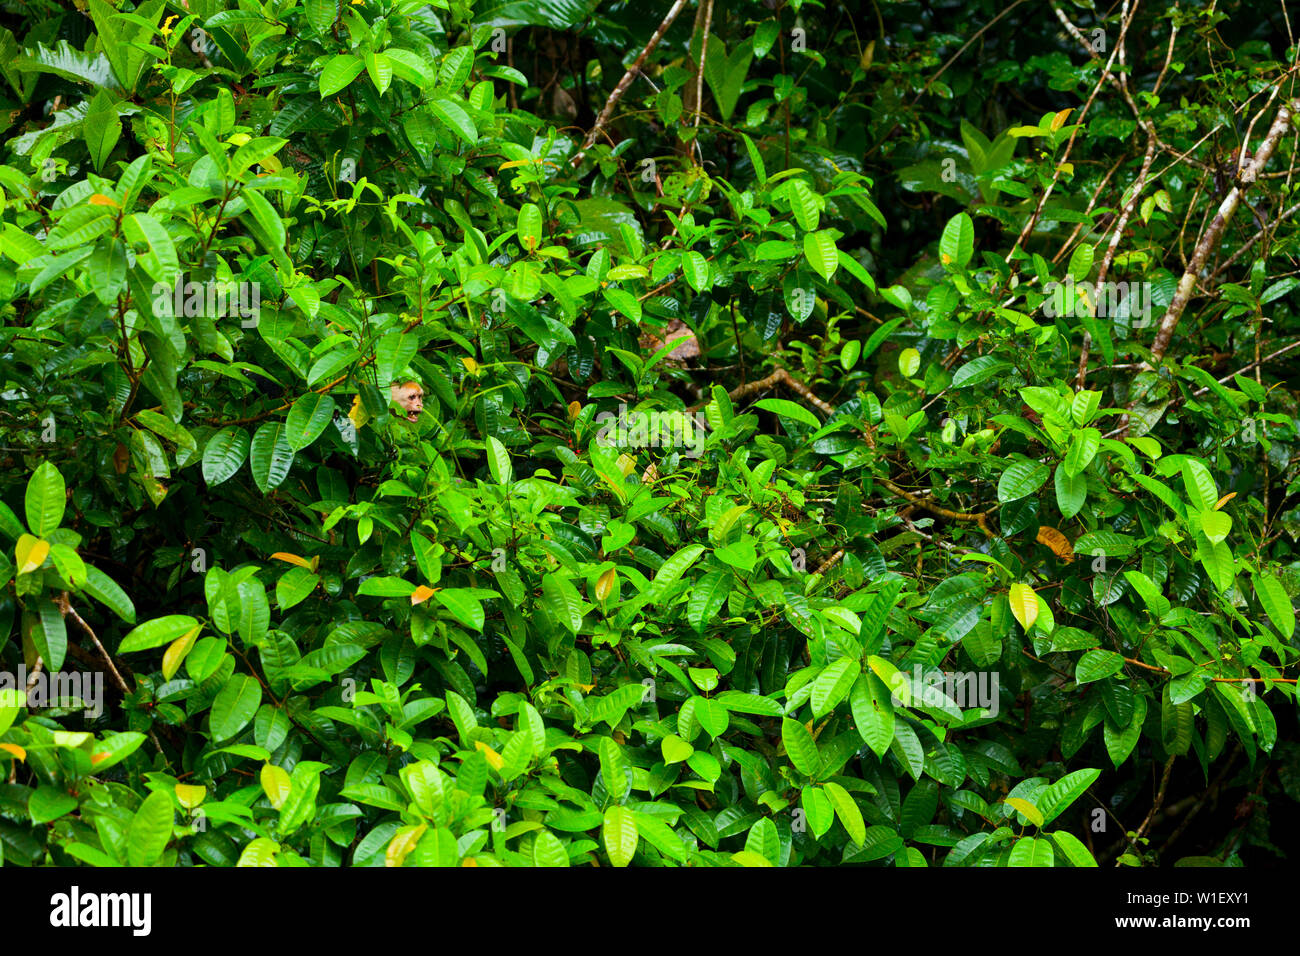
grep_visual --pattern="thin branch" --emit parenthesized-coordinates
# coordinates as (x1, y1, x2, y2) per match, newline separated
(1149, 97, 1300, 363)
(571, 0, 689, 167)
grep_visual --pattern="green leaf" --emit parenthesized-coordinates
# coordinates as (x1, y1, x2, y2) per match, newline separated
(824, 780, 866, 845)
(0, 688, 24, 737)
(754, 398, 821, 429)
(126, 789, 173, 866)
(83, 91, 122, 172)
(516, 203, 542, 251)
(119, 614, 199, 653)
(803, 229, 839, 280)
(702, 37, 753, 121)
(1037, 768, 1101, 824)
(25, 461, 65, 537)
(681, 250, 710, 292)
(1073, 530, 1134, 557)
(785, 179, 820, 231)
(210, 674, 263, 741)
(744, 817, 781, 864)
(998, 459, 1049, 503)
(599, 736, 630, 802)
(30, 786, 78, 824)
(1180, 459, 1218, 512)
(630, 813, 685, 863)
(1064, 428, 1100, 477)
(319, 54, 365, 97)
(850, 672, 895, 758)
(1007, 836, 1054, 866)
(602, 805, 638, 866)
(811, 657, 860, 718)
(542, 573, 584, 634)
(1199, 509, 1231, 544)
(285, 394, 336, 452)
(31, 599, 67, 671)
(1196, 534, 1235, 592)
(1054, 464, 1087, 520)
(1071, 390, 1101, 426)
(1253, 571, 1295, 639)
(1067, 244, 1094, 281)
(1104, 694, 1147, 768)
(1050, 830, 1099, 866)
(432, 588, 486, 631)
(428, 96, 477, 145)
(801, 785, 833, 838)
(781, 717, 821, 777)
(940, 212, 974, 268)
(202, 427, 250, 486)
(485, 435, 512, 484)
(951, 356, 1012, 388)
(1075, 649, 1124, 684)
(249, 421, 295, 492)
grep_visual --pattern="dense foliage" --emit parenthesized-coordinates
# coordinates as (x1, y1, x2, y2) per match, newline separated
(0, 0, 1298, 868)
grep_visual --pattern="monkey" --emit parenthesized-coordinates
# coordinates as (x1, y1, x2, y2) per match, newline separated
(389, 381, 424, 422)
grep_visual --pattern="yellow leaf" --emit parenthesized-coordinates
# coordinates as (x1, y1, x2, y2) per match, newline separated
(1005, 796, 1044, 827)
(410, 585, 436, 605)
(475, 740, 505, 770)
(568, 401, 582, 420)
(162, 624, 203, 681)
(595, 568, 617, 602)
(348, 394, 370, 429)
(1008, 583, 1039, 631)
(1215, 492, 1236, 510)
(616, 453, 636, 477)
(260, 763, 292, 810)
(860, 39, 875, 70)
(386, 824, 427, 867)
(1050, 108, 1073, 132)
(89, 193, 119, 207)
(175, 784, 207, 809)
(270, 552, 312, 569)
(462, 356, 479, 376)
(0, 743, 26, 761)
(1035, 526, 1074, 563)
(15, 534, 49, 574)
(461, 857, 479, 867)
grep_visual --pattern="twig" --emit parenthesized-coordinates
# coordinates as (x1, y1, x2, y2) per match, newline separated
(57, 592, 167, 757)
(1149, 97, 1300, 363)
(1077, 135, 1158, 389)
(571, 0, 689, 167)
(25, 658, 43, 695)
(1118, 754, 1176, 865)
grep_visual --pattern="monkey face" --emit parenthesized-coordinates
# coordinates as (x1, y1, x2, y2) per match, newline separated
(390, 381, 424, 422)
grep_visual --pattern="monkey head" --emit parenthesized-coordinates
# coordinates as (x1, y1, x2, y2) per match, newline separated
(390, 381, 424, 422)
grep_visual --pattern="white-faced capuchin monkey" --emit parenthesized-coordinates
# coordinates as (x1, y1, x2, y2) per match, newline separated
(389, 381, 424, 422)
